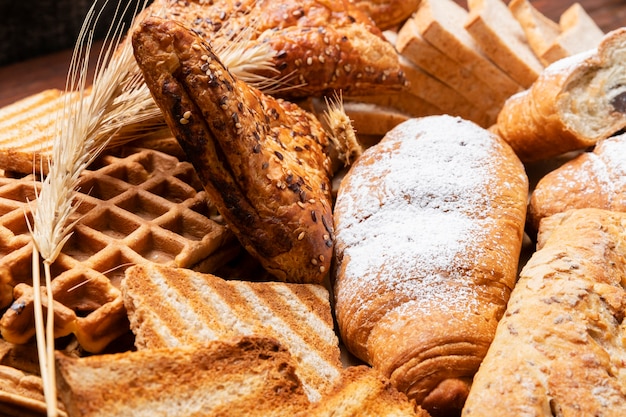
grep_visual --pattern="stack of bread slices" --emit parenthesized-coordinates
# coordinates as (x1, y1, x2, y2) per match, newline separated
(341, 0, 604, 137)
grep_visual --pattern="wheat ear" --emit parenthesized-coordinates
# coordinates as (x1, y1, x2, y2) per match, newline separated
(27, 1, 150, 416)
(323, 92, 362, 166)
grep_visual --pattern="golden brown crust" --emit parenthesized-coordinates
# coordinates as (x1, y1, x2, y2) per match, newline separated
(333, 116, 528, 415)
(496, 28, 626, 163)
(55, 336, 310, 417)
(299, 365, 430, 417)
(351, 0, 421, 31)
(528, 133, 626, 231)
(147, 0, 407, 98)
(463, 208, 626, 416)
(132, 17, 334, 284)
(121, 263, 343, 402)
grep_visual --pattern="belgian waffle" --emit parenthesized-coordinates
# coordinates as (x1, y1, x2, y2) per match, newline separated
(0, 146, 239, 353)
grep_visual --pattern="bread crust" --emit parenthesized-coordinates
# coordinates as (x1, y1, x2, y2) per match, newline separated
(333, 115, 528, 414)
(147, 0, 407, 98)
(465, 0, 545, 88)
(132, 17, 334, 284)
(463, 208, 626, 416)
(496, 28, 626, 163)
(528, 133, 626, 231)
(55, 336, 310, 417)
(351, 0, 421, 30)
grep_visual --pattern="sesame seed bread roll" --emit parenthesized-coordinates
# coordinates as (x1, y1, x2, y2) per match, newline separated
(333, 115, 528, 416)
(495, 28, 626, 163)
(132, 17, 334, 284)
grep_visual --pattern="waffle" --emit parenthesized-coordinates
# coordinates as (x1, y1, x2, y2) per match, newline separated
(0, 146, 239, 353)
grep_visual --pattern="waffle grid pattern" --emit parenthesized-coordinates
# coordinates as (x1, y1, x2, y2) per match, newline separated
(0, 147, 237, 352)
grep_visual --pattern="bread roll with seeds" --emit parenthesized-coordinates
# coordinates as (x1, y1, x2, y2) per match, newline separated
(495, 28, 626, 163)
(333, 115, 528, 416)
(132, 17, 334, 284)
(147, 0, 407, 98)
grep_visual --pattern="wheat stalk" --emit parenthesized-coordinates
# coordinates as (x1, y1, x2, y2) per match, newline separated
(323, 92, 362, 166)
(28, 1, 151, 415)
(25, 2, 295, 414)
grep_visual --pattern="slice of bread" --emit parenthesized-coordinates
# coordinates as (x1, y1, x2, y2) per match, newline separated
(465, 0, 545, 87)
(508, 0, 561, 60)
(121, 264, 343, 403)
(55, 336, 311, 417)
(540, 3, 605, 65)
(297, 365, 430, 417)
(412, 0, 522, 103)
(396, 18, 500, 122)
(0, 89, 65, 174)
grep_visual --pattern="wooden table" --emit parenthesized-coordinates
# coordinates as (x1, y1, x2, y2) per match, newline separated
(0, 0, 624, 109)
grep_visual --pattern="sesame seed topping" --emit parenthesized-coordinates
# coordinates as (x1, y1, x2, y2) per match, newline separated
(298, 232, 305, 240)
(179, 118, 189, 124)
(311, 258, 318, 266)
(297, 201, 306, 209)
(319, 266, 326, 273)
(183, 111, 191, 119)
(307, 57, 313, 65)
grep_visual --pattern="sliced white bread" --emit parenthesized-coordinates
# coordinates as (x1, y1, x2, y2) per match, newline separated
(465, 0, 545, 88)
(396, 18, 500, 122)
(508, 0, 562, 61)
(412, 0, 522, 103)
(541, 3, 605, 65)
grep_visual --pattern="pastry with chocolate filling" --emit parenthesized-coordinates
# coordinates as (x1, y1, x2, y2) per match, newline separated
(495, 28, 626, 163)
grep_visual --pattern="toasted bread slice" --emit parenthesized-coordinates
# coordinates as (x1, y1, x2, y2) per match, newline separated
(0, 89, 65, 174)
(540, 3, 605, 65)
(55, 336, 310, 417)
(465, 0, 545, 87)
(0, 365, 66, 417)
(297, 365, 430, 417)
(121, 264, 342, 403)
(508, 0, 561, 61)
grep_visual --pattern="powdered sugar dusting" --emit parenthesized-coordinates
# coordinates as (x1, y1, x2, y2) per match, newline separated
(334, 115, 512, 322)
(596, 134, 626, 194)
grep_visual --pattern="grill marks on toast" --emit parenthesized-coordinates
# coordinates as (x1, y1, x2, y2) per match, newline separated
(122, 264, 342, 402)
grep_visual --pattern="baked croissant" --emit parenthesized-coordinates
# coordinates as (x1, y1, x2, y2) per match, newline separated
(132, 17, 334, 284)
(495, 28, 626, 163)
(463, 208, 626, 416)
(528, 132, 626, 231)
(333, 115, 528, 416)
(145, 0, 407, 98)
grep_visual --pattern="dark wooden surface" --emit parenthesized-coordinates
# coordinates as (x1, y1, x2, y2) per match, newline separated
(0, 0, 624, 108)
